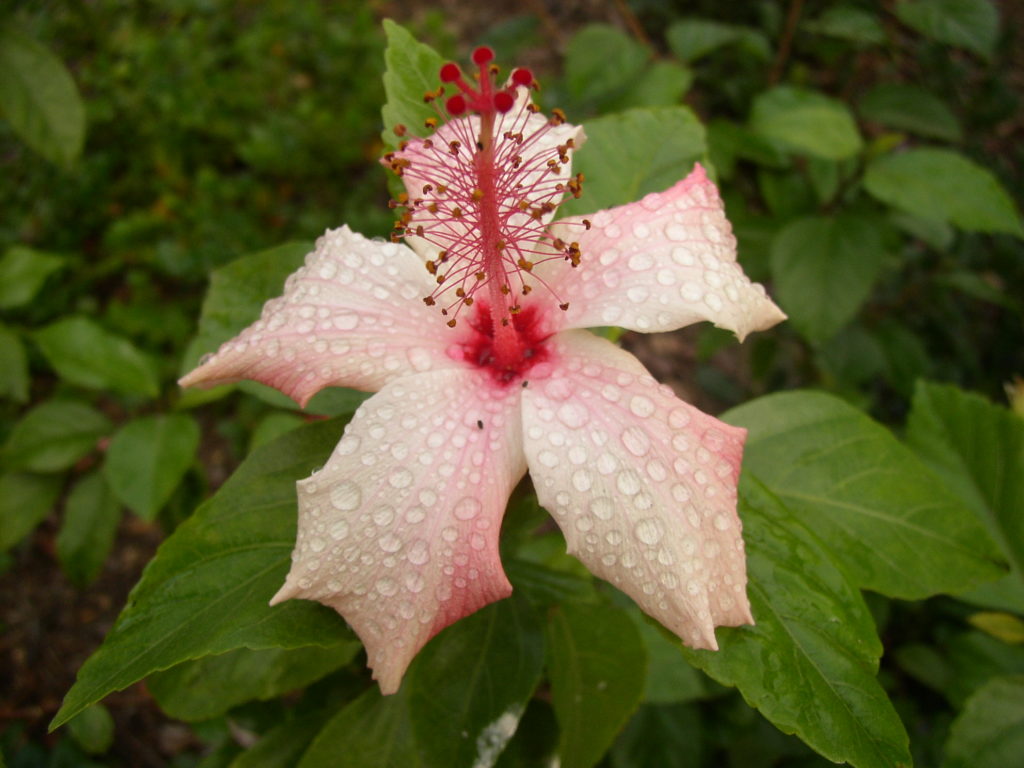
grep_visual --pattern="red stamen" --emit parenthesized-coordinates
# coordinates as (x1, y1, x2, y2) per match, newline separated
(439, 62, 461, 83)
(446, 94, 467, 115)
(493, 91, 514, 113)
(511, 67, 533, 86)
(471, 46, 495, 66)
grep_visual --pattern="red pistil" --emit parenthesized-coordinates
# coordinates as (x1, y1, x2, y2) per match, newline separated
(457, 302, 550, 384)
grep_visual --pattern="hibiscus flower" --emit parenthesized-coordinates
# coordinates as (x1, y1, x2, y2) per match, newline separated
(180, 47, 785, 694)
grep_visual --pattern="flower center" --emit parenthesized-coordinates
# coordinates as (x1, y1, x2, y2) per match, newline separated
(384, 47, 588, 369)
(452, 301, 551, 384)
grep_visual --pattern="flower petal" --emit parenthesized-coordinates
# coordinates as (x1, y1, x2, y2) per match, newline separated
(546, 165, 786, 340)
(270, 367, 526, 693)
(180, 226, 458, 406)
(522, 330, 753, 648)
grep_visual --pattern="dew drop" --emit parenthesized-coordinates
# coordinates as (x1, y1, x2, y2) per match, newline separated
(538, 449, 560, 468)
(329, 520, 349, 540)
(379, 533, 402, 552)
(621, 425, 651, 457)
(454, 497, 482, 520)
(372, 506, 396, 526)
(557, 402, 589, 429)
(388, 468, 413, 489)
(377, 578, 398, 596)
(590, 497, 615, 521)
(407, 539, 430, 565)
(572, 469, 593, 492)
(330, 481, 362, 511)
(629, 395, 655, 418)
(616, 470, 642, 496)
(309, 537, 326, 553)
(634, 518, 665, 545)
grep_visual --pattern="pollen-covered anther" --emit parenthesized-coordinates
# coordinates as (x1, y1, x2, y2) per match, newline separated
(424, 117, 438, 130)
(393, 124, 407, 137)
(448, 140, 461, 155)
(472, 188, 484, 201)
(550, 108, 567, 125)
(559, 302, 570, 311)
(517, 257, 534, 272)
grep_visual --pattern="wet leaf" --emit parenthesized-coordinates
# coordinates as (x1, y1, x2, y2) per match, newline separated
(148, 643, 359, 721)
(683, 476, 911, 768)
(726, 390, 1004, 598)
(546, 603, 647, 768)
(51, 418, 353, 730)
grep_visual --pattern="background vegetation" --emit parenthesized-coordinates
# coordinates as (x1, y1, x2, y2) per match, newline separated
(1, 1, 1022, 766)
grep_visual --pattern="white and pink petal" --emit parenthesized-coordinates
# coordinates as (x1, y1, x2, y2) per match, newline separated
(545, 165, 786, 340)
(180, 226, 458, 406)
(270, 367, 527, 693)
(521, 331, 753, 648)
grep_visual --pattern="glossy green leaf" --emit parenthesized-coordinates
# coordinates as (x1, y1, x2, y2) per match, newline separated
(726, 390, 1004, 598)
(610, 703, 702, 768)
(66, 703, 114, 755)
(560, 106, 706, 216)
(630, 613, 707, 704)
(182, 241, 311, 372)
(0, 471, 63, 550)
(858, 84, 962, 142)
(33, 317, 159, 397)
(750, 86, 863, 160)
(896, 0, 998, 60)
(0, 245, 65, 309)
(3, 400, 111, 473)
(942, 675, 1024, 768)
(770, 214, 889, 342)
(666, 19, 769, 63)
(56, 472, 121, 587)
(408, 596, 545, 768)
(546, 603, 647, 768)
(864, 149, 1023, 237)
(231, 709, 337, 768)
(804, 6, 886, 45)
(0, 23, 85, 167)
(380, 19, 445, 153)
(683, 476, 911, 768)
(102, 413, 200, 521)
(51, 418, 353, 730)
(617, 61, 692, 110)
(148, 643, 358, 721)
(299, 687, 424, 768)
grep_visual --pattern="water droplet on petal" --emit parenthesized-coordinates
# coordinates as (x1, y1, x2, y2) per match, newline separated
(590, 497, 614, 521)
(329, 520, 349, 540)
(572, 469, 593, 492)
(557, 403, 589, 429)
(629, 395, 655, 418)
(379, 533, 402, 552)
(634, 518, 665, 545)
(407, 539, 430, 565)
(621, 426, 651, 457)
(373, 506, 395, 526)
(377, 578, 398, 596)
(538, 450, 560, 468)
(388, 468, 413, 489)
(454, 497, 482, 520)
(616, 470, 642, 496)
(330, 481, 362, 511)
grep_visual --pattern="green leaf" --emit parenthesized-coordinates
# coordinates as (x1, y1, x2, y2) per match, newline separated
(559, 106, 706, 216)
(0, 23, 85, 167)
(750, 86, 863, 160)
(231, 709, 337, 768)
(865, 149, 1022, 237)
(0, 245, 65, 309)
(942, 675, 1024, 768)
(50, 418, 353, 730)
(66, 703, 114, 755)
(0, 471, 63, 550)
(616, 61, 692, 110)
(684, 476, 911, 768)
(725, 390, 1005, 598)
(102, 413, 200, 521)
(408, 596, 545, 768)
(3, 400, 111, 473)
(858, 84, 962, 142)
(546, 603, 647, 768)
(33, 316, 160, 397)
(56, 472, 121, 587)
(804, 6, 886, 45)
(611, 703, 702, 768)
(896, 0, 999, 60)
(148, 643, 358, 721)
(630, 612, 708, 704)
(299, 687, 424, 768)
(666, 19, 770, 63)
(564, 24, 649, 110)
(770, 213, 890, 342)
(380, 19, 445, 154)
(0, 324, 29, 403)
(182, 241, 311, 372)
(905, 383, 1024, 578)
